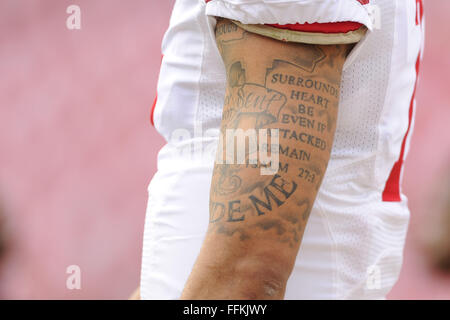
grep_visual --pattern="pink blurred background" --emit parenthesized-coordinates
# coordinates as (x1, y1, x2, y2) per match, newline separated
(0, 0, 448, 299)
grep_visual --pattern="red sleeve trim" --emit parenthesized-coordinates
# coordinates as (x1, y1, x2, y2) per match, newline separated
(267, 21, 364, 34)
(207, 0, 369, 3)
(205, 0, 368, 33)
(206, 0, 369, 4)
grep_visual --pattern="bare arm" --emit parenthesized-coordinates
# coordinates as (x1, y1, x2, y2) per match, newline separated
(129, 287, 140, 300)
(181, 18, 352, 300)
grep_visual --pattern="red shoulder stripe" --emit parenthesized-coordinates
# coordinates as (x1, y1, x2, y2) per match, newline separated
(382, 0, 423, 201)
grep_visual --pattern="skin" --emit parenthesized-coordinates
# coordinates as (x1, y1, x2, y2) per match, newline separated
(129, 287, 140, 300)
(179, 18, 352, 300)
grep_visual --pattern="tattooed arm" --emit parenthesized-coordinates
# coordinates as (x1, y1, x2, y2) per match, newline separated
(181, 18, 353, 300)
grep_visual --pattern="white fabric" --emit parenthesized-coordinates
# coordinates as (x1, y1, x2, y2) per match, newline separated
(205, 0, 373, 28)
(142, 0, 424, 300)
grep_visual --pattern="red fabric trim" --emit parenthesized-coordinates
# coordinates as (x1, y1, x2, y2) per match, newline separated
(382, 0, 423, 202)
(382, 56, 421, 202)
(268, 21, 363, 34)
(205, 0, 369, 33)
(150, 55, 164, 126)
(206, 0, 369, 4)
(416, 0, 424, 26)
(150, 94, 158, 126)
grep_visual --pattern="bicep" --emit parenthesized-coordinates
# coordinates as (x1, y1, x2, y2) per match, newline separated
(184, 18, 351, 299)
(209, 18, 347, 249)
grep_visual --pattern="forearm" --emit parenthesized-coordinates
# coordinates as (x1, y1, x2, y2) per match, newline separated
(129, 287, 140, 300)
(181, 240, 287, 299)
(182, 19, 349, 300)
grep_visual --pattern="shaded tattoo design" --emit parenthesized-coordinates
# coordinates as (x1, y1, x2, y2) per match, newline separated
(213, 165, 242, 196)
(208, 18, 348, 248)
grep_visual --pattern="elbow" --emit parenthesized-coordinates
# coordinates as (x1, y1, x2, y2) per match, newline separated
(220, 250, 293, 299)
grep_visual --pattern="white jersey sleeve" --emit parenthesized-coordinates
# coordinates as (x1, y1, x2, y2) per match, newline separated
(205, 0, 373, 27)
(141, 0, 424, 300)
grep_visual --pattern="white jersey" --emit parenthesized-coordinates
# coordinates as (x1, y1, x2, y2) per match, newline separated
(141, 0, 424, 299)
